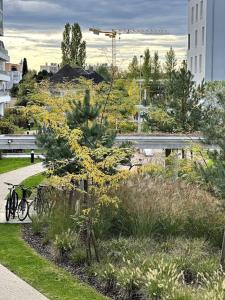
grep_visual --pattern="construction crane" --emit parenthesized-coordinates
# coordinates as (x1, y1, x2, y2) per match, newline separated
(89, 27, 169, 70)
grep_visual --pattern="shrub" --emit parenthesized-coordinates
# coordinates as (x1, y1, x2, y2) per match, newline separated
(4, 108, 29, 129)
(0, 119, 16, 134)
(53, 229, 78, 259)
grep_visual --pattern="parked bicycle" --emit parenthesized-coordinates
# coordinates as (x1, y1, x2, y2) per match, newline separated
(17, 185, 30, 221)
(5, 182, 19, 221)
(28, 185, 49, 220)
(5, 183, 30, 222)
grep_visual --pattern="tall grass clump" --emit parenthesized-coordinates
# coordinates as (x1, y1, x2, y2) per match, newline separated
(108, 174, 225, 246)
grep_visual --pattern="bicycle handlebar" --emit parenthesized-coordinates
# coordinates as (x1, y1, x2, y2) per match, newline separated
(4, 182, 19, 187)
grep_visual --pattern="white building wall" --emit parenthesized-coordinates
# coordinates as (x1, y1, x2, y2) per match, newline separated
(7, 71, 22, 89)
(188, 0, 225, 84)
(0, 0, 11, 117)
(187, 0, 207, 84)
(205, 0, 225, 81)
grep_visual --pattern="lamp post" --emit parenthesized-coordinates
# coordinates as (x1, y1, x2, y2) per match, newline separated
(138, 55, 143, 133)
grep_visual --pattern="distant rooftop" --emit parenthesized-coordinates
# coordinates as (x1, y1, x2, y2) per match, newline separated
(50, 64, 104, 84)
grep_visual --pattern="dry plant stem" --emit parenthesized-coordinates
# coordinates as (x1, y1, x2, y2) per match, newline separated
(91, 229, 100, 263)
(99, 69, 116, 129)
(220, 231, 225, 269)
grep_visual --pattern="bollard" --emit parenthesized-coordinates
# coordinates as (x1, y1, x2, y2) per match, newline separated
(31, 150, 35, 163)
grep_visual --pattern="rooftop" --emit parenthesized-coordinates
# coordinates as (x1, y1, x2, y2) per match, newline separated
(50, 64, 104, 84)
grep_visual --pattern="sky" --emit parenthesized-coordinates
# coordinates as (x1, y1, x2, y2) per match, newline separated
(2, 0, 188, 71)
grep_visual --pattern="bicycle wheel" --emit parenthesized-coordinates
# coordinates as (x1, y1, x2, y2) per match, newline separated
(17, 200, 29, 221)
(28, 199, 37, 221)
(11, 190, 19, 219)
(5, 198, 11, 222)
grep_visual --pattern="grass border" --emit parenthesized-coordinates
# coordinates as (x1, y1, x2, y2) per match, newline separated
(0, 225, 107, 300)
(0, 158, 41, 174)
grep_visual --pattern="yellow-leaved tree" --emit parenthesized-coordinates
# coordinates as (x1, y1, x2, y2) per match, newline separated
(23, 79, 135, 263)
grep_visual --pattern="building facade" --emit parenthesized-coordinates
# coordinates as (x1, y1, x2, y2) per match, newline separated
(5, 62, 23, 89)
(40, 63, 59, 74)
(187, 0, 225, 84)
(0, 0, 10, 117)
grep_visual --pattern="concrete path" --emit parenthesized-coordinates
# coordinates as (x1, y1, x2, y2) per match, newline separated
(0, 163, 46, 223)
(0, 264, 48, 300)
(0, 163, 49, 299)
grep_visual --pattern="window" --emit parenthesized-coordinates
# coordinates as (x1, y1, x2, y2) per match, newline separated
(199, 55, 202, 73)
(202, 26, 205, 45)
(0, 12, 3, 36)
(191, 57, 193, 72)
(200, 1, 203, 19)
(196, 4, 199, 22)
(195, 30, 198, 47)
(188, 34, 191, 50)
(191, 7, 194, 24)
(195, 56, 198, 73)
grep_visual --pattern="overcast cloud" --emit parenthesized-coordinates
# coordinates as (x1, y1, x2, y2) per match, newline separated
(2, 0, 188, 70)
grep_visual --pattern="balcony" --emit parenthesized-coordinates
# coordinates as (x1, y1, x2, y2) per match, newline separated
(0, 70, 10, 82)
(0, 41, 9, 61)
(0, 90, 10, 103)
(0, 47, 9, 61)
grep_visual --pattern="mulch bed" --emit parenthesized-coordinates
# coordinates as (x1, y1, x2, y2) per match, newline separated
(22, 224, 123, 300)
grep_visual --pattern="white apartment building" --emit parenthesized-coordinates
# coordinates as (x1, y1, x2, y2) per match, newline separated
(187, 0, 225, 84)
(40, 63, 59, 74)
(0, 0, 10, 117)
(5, 62, 23, 89)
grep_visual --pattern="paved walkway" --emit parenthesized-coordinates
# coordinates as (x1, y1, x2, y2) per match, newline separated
(0, 264, 48, 300)
(0, 163, 46, 224)
(0, 163, 49, 299)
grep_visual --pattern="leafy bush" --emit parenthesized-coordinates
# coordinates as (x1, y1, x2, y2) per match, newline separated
(0, 119, 16, 134)
(4, 108, 29, 129)
(53, 229, 78, 259)
(143, 107, 177, 133)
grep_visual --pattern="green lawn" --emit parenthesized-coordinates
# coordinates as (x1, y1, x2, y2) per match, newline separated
(0, 158, 41, 174)
(21, 173, 47, 187)
(15, 173, 47, 198)
(0, 172, 106, 299)
(0, 225, 107, 300)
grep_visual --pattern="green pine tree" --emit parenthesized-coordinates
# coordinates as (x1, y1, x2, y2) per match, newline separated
(198, 85, 225, 199)
(67, 90, 115, 148)
(38, 90, 116, 164)
(166, 61, 205, 132)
